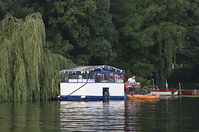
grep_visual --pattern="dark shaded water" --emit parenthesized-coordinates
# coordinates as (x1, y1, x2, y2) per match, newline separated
(1, 97, 199, 132)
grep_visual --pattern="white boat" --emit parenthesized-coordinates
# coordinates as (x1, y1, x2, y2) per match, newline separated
(59, 65, 125, 101)
(150, 90, 178, 95)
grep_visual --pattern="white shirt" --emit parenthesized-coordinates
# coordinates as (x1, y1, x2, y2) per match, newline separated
(128, 78, 136, 87)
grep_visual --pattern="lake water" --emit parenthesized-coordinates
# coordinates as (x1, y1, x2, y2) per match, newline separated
(0, 97, 199, 132)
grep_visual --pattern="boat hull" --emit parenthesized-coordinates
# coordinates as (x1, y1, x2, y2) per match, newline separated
(179, 90, 199, 95)
(127, 94, 160, 100)
(59, 95, 124, 101)
(150, 90, 178, 95)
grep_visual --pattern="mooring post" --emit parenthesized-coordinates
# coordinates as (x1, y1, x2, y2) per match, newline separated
(179, 82, 182, 95)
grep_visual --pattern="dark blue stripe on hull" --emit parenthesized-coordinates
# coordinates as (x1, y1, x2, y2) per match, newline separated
(59, 96, 124, 101)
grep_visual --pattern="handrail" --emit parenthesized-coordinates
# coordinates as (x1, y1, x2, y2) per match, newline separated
(67, 80, 88, 96)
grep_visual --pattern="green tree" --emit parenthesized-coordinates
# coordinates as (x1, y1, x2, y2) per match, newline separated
(45, 0, 118, 65)
(0, 13, 74, 102)
(111, 0, 186, 88)
(1, 0, 118, 65)
(169, 0, 199, 89)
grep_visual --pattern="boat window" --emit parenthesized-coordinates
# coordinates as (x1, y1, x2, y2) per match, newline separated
(95, 73, 102, 82)
(60, 71, 124, 83)
(88, 73, 94, 79)
(103, 73, 109, 81)
(94, 73, 124, 83)
(69, 74, 77, 79)
(110, 73, 114, 82)
(60, 72, 67, 82)
(63, 72, 95, 83)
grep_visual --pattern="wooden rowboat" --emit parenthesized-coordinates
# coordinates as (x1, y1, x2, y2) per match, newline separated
(127, 94, 160, 100)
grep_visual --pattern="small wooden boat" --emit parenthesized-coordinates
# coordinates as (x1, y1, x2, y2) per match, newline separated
(127, 94, 160, 100)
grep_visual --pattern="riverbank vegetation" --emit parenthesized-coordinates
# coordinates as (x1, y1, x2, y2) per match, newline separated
(0, 13, 74, 101)
(0, 0, 199, 101)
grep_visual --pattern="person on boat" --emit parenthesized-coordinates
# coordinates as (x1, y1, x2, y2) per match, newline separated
(127, 76, 137, 95)
(124, 82, 129, 94)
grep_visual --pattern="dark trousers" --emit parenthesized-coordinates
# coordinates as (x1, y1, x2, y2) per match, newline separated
(126, 87, 134, 94)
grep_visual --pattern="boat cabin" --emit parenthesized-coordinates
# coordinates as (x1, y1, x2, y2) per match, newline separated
(59, 65, 125, 101)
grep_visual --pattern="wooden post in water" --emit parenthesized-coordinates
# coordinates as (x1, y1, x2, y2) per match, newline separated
(166, 80, 168, 90)
(179, 82, 182, 95)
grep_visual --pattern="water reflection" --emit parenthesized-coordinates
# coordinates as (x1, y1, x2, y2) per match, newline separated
(0, 102, 60, 132)
(59, 100, 160, 132)
(124, 100, 159, 131)
(60, 101, 125, 131)
(1, 98, 199, 132)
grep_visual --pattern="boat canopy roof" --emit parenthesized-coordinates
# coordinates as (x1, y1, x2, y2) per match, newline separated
(60, 65, 124, 74)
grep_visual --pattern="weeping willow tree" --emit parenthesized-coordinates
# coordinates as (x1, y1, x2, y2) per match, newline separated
(0, 13, 74, 102)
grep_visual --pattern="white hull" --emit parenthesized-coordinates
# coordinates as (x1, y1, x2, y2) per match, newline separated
(60, 82, 124, 100)
(150, 91, 178, 95)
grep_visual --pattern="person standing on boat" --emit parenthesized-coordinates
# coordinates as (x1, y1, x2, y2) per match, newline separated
(127, 76, 137, 95)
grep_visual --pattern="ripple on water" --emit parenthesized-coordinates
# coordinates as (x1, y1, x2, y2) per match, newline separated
(59, 101, 125, 131)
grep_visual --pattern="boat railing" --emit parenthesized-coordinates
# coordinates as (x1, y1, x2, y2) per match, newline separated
(68, 79, 95, 83)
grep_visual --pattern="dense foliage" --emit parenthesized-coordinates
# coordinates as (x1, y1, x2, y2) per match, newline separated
(0, 0, 199, 101)
(110, 0, 187, 88)
(0, 13, 74, 102)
